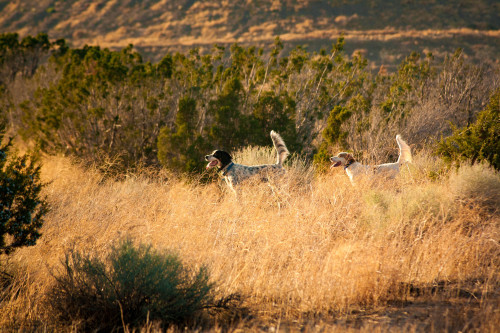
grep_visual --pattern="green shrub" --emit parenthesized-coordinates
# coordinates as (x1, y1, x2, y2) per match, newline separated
(20, 45, 166, 170)
(48, 239, 226, 330)
(8, 34, 497, 175)
(0, 128, 49, 255)
(157, 96, 207, 172)
(313, 105, 352, 167)
(437, 87, 500, 171)
(0, 32, 53, 85)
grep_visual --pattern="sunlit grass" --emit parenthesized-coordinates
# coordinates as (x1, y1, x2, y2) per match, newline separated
(1, 150, 499, 331)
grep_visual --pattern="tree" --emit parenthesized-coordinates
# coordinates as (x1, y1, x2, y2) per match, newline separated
(248, 91, 300, 151)
(0, 32, 53, 86)
(313, 105, 352, 166)
(379, 51, 434, 121)
(206, 77, 246, 150)
(20, 44, 167, 169)
(157, 96, 207, 172)
(437, 87, 500, 171)
(0, 128, 49, 255)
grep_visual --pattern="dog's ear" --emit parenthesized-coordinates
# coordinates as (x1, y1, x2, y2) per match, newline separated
(214, 150, 232, 166)
(220, 151, 232, 164)
(338, 152, 356, 164)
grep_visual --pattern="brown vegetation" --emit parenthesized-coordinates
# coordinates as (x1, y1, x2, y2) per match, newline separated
(1, 148, 498, 331)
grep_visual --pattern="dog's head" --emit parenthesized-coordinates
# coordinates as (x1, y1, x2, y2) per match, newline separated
(205, 150, 232, 170)
(330, 152, 355, 168)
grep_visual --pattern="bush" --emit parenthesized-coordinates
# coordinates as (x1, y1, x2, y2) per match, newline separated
(7, 34, 498, 174)
(20, 45, 167, 170)
(0, 128, 49, 255)
(157, 96, 207, 172)
(437, 87, 500, 171)
(0, 32, 53, 85)
(313, 105, 352, 167)
(48, 239, 224, 330)
(448, 163, 500, 210)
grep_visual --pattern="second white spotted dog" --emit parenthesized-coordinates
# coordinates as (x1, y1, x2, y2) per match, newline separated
(330, 135, 412, 185)
(205, 131, 289, 193)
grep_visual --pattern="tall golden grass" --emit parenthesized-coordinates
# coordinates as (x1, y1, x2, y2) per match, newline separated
(1, 149, 499, 331)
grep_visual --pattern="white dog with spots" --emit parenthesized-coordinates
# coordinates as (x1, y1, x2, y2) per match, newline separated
(205, 131, 289, 193)
(330, 135, 412, 185)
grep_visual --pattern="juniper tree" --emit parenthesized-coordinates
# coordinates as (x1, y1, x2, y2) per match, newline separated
(0, 128, 49, 255)
(437, 87, 500, 170)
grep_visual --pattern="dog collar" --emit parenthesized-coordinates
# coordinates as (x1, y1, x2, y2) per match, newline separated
(220, 162, 234, 176)
(344, 160, 354, 170)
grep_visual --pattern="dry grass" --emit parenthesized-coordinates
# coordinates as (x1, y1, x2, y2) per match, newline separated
(1, 149, 499, 331)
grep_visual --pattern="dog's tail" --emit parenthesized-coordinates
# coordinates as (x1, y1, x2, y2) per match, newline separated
(396, 135, 412, 164)
(270, 130, 289, 165)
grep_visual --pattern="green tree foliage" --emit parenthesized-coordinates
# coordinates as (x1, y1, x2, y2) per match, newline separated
(2, 34, 495, 174)
(156, 40, 304, 169)
(48, 239, 225, 330)
(379, 51, 434, 121)
(313, 105, 353, 166)
(15, 35, 371, 172)
(0, 128, 49, 255)
(206, 77, 246, 150)
(249, 91, 300, 150)
(0, 32, 51, 85)
(21, 44, 169, 168)
(437, 87, 500, 170)
(158, 96, 207, 172)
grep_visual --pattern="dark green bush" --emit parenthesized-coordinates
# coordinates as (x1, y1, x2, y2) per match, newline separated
(48, 239, 230, 330)
(437, 87, 500, 171)
(3, 34, 497, 174)
(15, 35, 370, 173)
(158, 96, 208, 172)
(0, 128, 49, 255)
(20, 45, 167, 169)
(0, 32, 53, 85)
(313, 105, 352, 167)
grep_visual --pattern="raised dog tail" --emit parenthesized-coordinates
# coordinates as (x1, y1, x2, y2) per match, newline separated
(270, 130, 289, 165)
(396, 135, 412, 164)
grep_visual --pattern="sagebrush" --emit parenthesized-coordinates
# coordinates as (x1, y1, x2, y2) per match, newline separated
(47, 238, 233, 331)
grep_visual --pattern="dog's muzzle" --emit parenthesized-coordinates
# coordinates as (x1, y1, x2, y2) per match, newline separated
(330, 157, 342, 168)
(205, 155, 219, 169)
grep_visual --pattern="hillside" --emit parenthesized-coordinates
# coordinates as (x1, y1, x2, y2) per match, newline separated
(1, 0, 499, 66)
